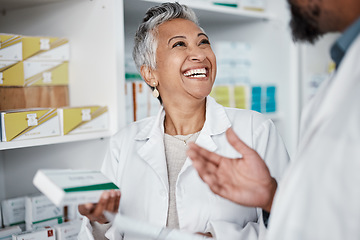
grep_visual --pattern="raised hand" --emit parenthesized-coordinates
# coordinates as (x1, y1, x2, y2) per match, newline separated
(187, 128, 277, 212)
(78, 190, 121, 224)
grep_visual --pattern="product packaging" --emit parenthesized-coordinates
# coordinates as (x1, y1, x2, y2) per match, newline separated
(53, 220, 82, 240)
(0, 108, 60, 142)
(1, 197, 26, 231)
(25, 194, 63, 231)
(12, 227, 56, 240)
(57, 106, 109, 135)
(33, 169, 119, 206)
(0, 61, 68, 86)
(0, 34, 69, 62)
(0, 226, 22, 240)
(0, 34, 22, 71)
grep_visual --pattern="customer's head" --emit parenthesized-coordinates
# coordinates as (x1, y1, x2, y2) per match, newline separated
(287, 0, 360, 43)
(133, 2, 216, 104)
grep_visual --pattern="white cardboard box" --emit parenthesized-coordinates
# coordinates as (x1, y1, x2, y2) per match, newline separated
(53, 220, 82, 240)
(25, 194, 63, 231)
(12, 227, 56, 240)
(1, 197, 26, 230)
(0, 226, 22, 240)
(33, 169, 119, 206)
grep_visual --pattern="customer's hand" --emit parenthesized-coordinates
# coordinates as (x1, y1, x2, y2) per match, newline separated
(187, 128, 277, 212)
(78, 190, 121, 224)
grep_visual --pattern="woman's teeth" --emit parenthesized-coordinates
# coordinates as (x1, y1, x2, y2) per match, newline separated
(183, 68, 207, 78)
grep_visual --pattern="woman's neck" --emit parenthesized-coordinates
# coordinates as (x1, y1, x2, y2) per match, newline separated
(163, 98, 206, 136)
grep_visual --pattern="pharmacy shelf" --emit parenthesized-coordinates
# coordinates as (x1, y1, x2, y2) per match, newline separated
(125, 0, 270, 25)
(0, 131, 112, 151)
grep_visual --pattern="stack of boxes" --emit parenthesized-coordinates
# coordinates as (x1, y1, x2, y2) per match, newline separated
(211, 41, 277, 114)
(0, 34, 69, 110)
(0, 33, 109, 142)
(124, 56, 160, 124)
(0, 195, 82, 240)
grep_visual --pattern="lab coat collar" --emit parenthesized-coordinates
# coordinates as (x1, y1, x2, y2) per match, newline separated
(134, 96, 231, 141)
(135, 96, 232, 187)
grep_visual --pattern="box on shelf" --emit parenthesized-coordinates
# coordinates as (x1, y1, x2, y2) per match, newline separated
(0, 34, 22, 63)
(53, 220, 82, 240)
(0, 108, 60, 142)
(25, 194, 63, 231)
(57, 106, 109, 135)
(1, 197, 26, 231)
(33, 169, 119, 206)
(0, 34, 69, 62)
(12, 227, 56, 240)
(210, 85, 250, 109)
(0, 86, 69, 111)
(0, 61, 68, 86)
(125, 81, 160, 124)
(0, 226, 22, 240)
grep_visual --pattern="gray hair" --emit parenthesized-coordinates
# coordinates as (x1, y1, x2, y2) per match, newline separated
(132, 2, 199, 71)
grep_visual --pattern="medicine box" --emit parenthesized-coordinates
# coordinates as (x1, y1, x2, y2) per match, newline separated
(1, 197, 26, 230)
(53, 220, 82, 240)
(0, 34, 69, 62)
(0, 86, 69, 111)
(0, 226, 22, 240)
(25, 194, 63, 231)
(33, 169, 119, 206)
(58, 106, 109, 135)
(12, 227, 56, 240)
(0, 61, 69, 86)
(0, 34, 22, 62)
(1, 108, 60, 142)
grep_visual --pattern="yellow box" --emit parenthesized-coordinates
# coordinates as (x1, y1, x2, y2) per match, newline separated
(0, 34, 22, 61)
(1, 108, 60, 142)
(0, 34, 69, 62)
(0, 61, 68, 86)
(58, 106, 109, 135)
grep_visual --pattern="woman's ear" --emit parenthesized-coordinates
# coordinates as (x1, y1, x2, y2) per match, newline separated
(140, 65, 156, 86)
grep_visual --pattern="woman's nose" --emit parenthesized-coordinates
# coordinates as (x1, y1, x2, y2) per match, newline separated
(188, 47, 206, 62)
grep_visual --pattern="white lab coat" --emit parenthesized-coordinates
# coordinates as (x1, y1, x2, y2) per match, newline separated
(267, 35, 360, 240)
(78, 96, 289, 240)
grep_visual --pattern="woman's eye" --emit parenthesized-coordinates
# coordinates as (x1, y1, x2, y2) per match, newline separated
(172, 41, 186, 48)
(200, 39, 210, 45)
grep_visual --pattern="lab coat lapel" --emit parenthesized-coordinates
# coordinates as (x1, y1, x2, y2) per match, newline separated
(181, 97, 232, 172)
(136, 108, 169, 192)
(298, 36, 360, 154)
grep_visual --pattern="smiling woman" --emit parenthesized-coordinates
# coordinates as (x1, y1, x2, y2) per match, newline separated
(77, 2, 290, 240)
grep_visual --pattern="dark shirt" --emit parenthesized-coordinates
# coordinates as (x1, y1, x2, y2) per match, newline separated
(330, 17, 360, 69)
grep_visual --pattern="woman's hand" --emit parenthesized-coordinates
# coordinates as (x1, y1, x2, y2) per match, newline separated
(187, 128, 277, 212)
(78, 190, 121, 224)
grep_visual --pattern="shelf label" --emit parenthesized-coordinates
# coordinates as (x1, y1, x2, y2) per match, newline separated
(40, 38, 50, 50)
(27, 113, 38, 126)
(43, 72, 52, 83)
(81, 109, 91, 121)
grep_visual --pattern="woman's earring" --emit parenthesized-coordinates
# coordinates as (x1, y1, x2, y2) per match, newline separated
(152, 82, 159, 98)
